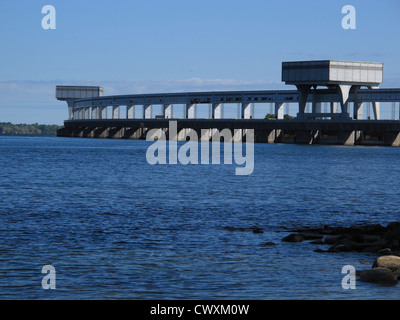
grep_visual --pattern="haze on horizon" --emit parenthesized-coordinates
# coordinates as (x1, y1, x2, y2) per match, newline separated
(0, 0, 399, 124)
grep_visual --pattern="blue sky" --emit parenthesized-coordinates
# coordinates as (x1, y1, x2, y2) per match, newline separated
(0, 0, 400, 124)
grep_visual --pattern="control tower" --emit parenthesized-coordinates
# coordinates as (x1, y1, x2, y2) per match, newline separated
(282, 60, 384, 119)
(56, 86, 103, 120)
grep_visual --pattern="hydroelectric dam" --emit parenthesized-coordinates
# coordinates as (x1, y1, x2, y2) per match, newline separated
(56, 60, 400, 146)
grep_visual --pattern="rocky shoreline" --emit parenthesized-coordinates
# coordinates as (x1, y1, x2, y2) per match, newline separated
(280, 222, 400, 285)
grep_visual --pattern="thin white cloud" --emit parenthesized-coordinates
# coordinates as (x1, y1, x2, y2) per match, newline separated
(0, 78, 285, 124)
(0, 78, 285, 105)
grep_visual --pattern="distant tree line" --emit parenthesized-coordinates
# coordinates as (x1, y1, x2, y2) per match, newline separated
(0, 122, 62, 135)
(265, 114, 295, 120)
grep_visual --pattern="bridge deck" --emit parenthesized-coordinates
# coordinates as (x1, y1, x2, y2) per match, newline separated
(71, 88, 400, 108)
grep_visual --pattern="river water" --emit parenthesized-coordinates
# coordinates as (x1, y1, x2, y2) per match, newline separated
(0, 135, 399, 299)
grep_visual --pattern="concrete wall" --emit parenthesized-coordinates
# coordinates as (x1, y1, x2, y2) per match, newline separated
(282, 61, 330, 83)
(282, 60, 383, 85)
(56, 86, 103, 100)
(329, 61, 383, 84)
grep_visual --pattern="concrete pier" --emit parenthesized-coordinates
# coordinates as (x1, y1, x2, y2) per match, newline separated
(55, 60, 400, 147)
(56, 118, 400, 147)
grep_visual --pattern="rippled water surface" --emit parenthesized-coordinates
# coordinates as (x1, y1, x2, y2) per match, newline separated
(1, 136, 400, 299)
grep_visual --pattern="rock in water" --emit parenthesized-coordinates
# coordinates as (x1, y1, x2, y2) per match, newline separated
(282, 234, 305, 243)
(372, 255, 400, 274)
(358, 268, 399, 285)
(261, 242, 277, 246)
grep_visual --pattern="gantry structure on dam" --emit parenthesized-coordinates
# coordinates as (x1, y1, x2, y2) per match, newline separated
(56, 60, 400, 146)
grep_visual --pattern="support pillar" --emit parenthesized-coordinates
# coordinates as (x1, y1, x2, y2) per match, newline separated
(84, 107, 90, 119)
(241, 103, 249, 119)
(100, 106, 107, 119)
(126, 105, 135, 119)
(212, 103, 223, 119)
(330, 102, 338, 114)
(162, 104, 173, 119)
(185, 103, 196, 119)
(372, 102, 381, 120)
(241, 103, 254, 119)
(285, 103, 290, 117)
(296, 85, 311, 118)
(91, 106, 99, 119)
(66, 100, 74, 120)
(232, 129, 243, 143)
(275, 102, 284, 119)
(312, 101, 322, 118)
(200, 129, 211, 142)
(338, 84, 352, 118)
(112, 105, 120, 119)
(337, 131, 356, 146)
(73, 108, 80, 120)
(143, 104, 152, 119)
(368, 86, 381, 120)
(353, 102, 364, 120)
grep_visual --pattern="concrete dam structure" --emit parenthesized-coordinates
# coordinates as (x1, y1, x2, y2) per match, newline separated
(56, 60, 400, 146)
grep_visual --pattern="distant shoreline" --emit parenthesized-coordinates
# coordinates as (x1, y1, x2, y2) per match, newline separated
(0, 122, 62, 136)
